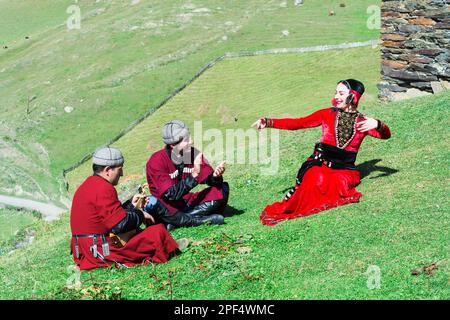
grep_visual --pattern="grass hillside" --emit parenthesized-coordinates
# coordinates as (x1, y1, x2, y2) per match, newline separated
(1, 89, 448, 300)
(0, 0, 380, 204)
(0, 207, 40, 252)
(67, 45, 381, 191)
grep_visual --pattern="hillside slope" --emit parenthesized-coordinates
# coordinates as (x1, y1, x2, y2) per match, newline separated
(67, 45, 381, 191)
(1, 91, 448, 300)
(0, 0, 380, 204)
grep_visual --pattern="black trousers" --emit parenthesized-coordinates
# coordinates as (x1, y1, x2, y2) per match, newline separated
(152, 182, 229, 227)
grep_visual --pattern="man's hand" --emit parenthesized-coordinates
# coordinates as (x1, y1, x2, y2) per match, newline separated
(356, 117, 378, 133)
(143, 212, 155, 225)
(251, 118, 267, 130)
(132, 194, 146, 208)
(213, 161, 226, 178)
(192, 152, 203, 178)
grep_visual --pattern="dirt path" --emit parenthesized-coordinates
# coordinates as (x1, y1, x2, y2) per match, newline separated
(0, 194, 67, 221)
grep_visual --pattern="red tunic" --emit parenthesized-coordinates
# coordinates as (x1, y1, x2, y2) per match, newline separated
(146, 147, 224, 214)
(70, 175, 178, 270)
(261, 107, 391, 226)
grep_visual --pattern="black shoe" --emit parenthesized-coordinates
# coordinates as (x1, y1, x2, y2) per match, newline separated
(192, 214, 224, 226)
(186, 200, 223, 217)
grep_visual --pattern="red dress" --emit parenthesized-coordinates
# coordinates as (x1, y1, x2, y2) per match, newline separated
(260, 107, 391, 226)
(70, 175, 179, 270)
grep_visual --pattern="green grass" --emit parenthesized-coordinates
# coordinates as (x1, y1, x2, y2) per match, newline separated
(0, 207, 41, 256)
(67, 45, 381, 191)
(0, 207, 39, 242)
(1, 90, 448, 300)
(0, 0, 381, 204)
(2, 0, 447, 301)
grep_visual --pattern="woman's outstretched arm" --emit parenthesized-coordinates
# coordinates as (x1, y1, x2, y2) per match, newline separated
(252, 108, 324, 131)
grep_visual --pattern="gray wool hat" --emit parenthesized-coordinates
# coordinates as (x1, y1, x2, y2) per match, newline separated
(162, 120, 190, 145)
(92, 147, 124, 166)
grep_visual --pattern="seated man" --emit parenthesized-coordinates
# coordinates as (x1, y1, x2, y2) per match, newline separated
(145, 120, 229, 230)
(70, 147, 179, 270)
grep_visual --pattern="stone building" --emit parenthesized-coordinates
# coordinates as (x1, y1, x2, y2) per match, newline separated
(379, 0, 450, 101)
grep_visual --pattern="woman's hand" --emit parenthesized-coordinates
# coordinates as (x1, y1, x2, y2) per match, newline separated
(251, 118, 267, 130)
(356, 117, 378, 133)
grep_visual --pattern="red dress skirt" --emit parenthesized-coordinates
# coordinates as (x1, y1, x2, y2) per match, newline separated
(260, 163, 362, 226)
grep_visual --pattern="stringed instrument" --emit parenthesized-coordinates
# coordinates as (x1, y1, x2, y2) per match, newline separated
(110, 184, 153, 248)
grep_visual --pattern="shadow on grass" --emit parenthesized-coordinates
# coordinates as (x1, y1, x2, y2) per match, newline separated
(222, 205, 245, 218)
(277, 158, 399, 193)
(357, 159, 399, 180)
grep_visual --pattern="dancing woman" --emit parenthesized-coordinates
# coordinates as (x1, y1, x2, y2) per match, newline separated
(252, 79, 391, 226)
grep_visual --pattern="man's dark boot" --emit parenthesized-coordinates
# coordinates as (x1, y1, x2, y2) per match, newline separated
(186, 200, 219, 217)
(191, 214, 224, 226)
(185, 182, 230, 217)
(145, 197, 224, 229)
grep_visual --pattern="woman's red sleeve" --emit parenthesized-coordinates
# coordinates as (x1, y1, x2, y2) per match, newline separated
(367, 120, 391, 139)
(267, 109, 324, 130)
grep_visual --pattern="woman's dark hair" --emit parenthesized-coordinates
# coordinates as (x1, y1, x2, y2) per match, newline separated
(339, 79, 365, 95)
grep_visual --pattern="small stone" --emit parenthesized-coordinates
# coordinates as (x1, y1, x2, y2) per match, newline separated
(431, 81, 445, 94)
(410, 82, 432, 90)
(391, 88, 432, 101)
(397, 24, 421, 33)
(236, 246, 252, 254)
(440, 81, 450, 90)
(410, 18, 436, 26)
(413, 48, 442, 57)
(404, 54, 434, 64)
(382, 59, 407, 70)
(377, 82, 408, 92)
(381, 34, 407, 41)
(383, 66, 438, 81)
(408, 62, 428, 72)
(175, 238, 190, 251)
(382, 41, 404, 48)
(381, 11, 401, 18)
(435, 21, 450, 29)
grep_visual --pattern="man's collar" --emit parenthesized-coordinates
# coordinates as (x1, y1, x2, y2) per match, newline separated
(93, 173, 112, 185)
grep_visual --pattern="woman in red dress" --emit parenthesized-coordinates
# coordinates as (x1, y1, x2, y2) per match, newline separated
(252, 79, 391, 226)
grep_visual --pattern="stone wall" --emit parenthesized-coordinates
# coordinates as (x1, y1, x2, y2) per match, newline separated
(379, 0, 450, 101)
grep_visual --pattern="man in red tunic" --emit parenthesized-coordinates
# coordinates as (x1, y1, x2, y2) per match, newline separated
(145, 120, 229, 230)
(70, 147, 179, 270)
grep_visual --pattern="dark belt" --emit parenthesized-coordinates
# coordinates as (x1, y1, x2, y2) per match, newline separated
(72, 234, 110, 259)
(284, 143, 358, 201)
(312, 143, 357, 170)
